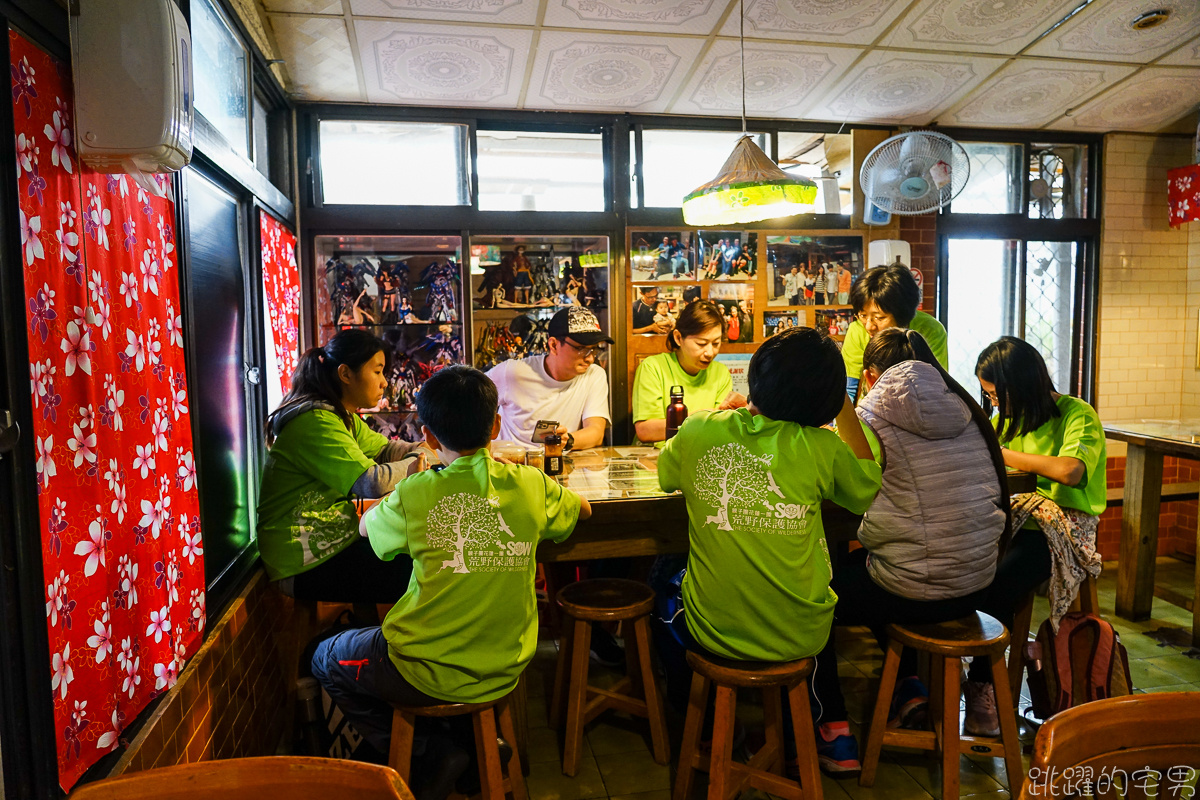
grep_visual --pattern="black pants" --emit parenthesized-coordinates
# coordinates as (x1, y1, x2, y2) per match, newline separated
(292, 537, 415, 605)
(811, 549, 987, 723)
(967, 528, 1052, 682)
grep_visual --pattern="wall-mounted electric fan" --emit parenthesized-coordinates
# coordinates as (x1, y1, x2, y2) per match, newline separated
(860, 131, 970, 215)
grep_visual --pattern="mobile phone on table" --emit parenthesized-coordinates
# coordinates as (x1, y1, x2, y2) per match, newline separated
(531, 419, 559, 444)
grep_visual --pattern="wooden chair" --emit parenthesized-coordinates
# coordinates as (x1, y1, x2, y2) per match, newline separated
(388, 693, 527, 800)
(673, 652, 822, 800)
(1020, 693, 1200, 800)
(1007, 575, 1100, 708)
(549, 578, 670, 776)
(860, 613, 1023, 800)
(67, 757, 415, 799)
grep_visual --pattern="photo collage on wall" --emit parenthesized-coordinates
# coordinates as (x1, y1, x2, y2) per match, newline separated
(629, 231, 757, 282)
(766, 235, 863, 307)
(708, 283, 754, 344)
(763, 310, 809, 339)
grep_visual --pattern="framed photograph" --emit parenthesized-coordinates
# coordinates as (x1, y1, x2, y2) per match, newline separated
(763, 310, 807, 339)
(708, 283, 754, 343)
(631, 283, 703, 336)
(715, 353, 751, 397)
(629, 231, 694, 282)
(693, 231, 756, 280)
(766, 235, 863, 307)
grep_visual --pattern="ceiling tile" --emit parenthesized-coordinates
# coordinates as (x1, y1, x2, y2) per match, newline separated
(355, 19, 532, 106)
(887, 0, 1082, 55)
(268, 14, 362, 101)
(806, 50, 1005, 125)
(718, 0, 910, 45)
(940, 60, 1137, 128)
(524, 32, 705, 112)
(261, 0, 342, 13)
(542, 0, 729, 36)
(350, 0, 540, 26)
(1158, 37, 1200, 66)
(1027, 0, 1200, 63)
(1050, 68, 1200, 132)
(671, 40, 860, 117)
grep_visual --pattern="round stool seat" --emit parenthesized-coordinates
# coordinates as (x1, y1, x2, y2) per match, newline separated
(886, 612, 1008, 658)
(393, 699, 498, 718)
(686, 650, 815, 688)
(556, 578, 654, 622)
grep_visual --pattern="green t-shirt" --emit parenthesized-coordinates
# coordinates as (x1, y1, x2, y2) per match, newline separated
(366, 450, 581, 703)
(658, 409, 882, 661)
(1003, 394, 1106, 516)
(257, 409, 387, 580)
(633, 352, 734, 447)
(842, 310, 949, 380)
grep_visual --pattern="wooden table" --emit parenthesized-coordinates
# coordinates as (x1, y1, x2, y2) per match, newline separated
(1104, 421, 1200, 646)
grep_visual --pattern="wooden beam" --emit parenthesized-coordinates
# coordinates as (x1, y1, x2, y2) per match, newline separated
(1116, 444, 1164, 620)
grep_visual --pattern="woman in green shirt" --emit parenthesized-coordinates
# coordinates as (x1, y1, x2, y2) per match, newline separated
(632, 300, 747, 444)
(964, 336, 1105, 737)
(257, 329, 422, 602)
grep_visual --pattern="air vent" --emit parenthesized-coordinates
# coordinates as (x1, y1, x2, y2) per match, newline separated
(1130, 9, 1170, 30)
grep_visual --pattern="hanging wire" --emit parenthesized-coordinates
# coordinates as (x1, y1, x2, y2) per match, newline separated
(739, 0, 746, 135)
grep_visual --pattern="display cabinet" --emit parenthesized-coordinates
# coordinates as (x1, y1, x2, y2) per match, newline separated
(315, 234, 465, 440)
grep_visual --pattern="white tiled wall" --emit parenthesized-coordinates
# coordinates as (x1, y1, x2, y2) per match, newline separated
(1096, 133, 1198, 448)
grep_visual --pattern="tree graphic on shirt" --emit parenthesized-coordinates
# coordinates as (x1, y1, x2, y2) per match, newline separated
(694, 443, 784, 531)
(427, 492, 512, 574)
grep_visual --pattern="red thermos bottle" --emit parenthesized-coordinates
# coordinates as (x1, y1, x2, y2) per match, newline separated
(665, 385, 688, 440)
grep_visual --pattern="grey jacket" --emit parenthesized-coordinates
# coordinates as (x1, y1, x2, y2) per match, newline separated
(856, 361, 1005, 601)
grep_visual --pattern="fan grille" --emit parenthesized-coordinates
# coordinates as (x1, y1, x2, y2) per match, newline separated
(860, 131, 970, 215)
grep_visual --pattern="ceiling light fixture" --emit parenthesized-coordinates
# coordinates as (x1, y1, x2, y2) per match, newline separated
(681, 0, 816, 226)
(1130, 9, 1170, 29)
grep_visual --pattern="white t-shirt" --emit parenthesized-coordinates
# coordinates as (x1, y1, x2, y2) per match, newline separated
(488, 355, 611, 445)
(783, 272, 800, 297)
(825, 267, 840, 294)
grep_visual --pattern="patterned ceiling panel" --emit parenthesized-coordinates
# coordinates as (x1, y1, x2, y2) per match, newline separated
(807, 50, 1005, 125)
(542, 0, 731, 36)
(1159, 38, 1200, 66)
(267, 14, 363, 101)
(351, 0, 540, 25)
(356, 19, 532, 105)
(1027, 0, 1200, 63)
(671, 40, 860, 116)
(262, 0, 343, 12)
(718, 0, 910, 45)
(1050, 68, 1200, 132)
(889, 0, 1083, 55)
(940, 60, 1137, 128)
(524, 32, 704, 111)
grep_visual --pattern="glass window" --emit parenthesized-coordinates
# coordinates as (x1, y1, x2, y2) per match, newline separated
(638, 129, 769, 208)
(252, 93, 270, 178)
(950, 143, 1021, 214)
(192, 0, 249, 156)
(778, 131, 851, 214)
(1028, 144, 1088, 219)
(1025, 241, 1077, 390)
(476, 130, 605, 212)
(945, 239, 1019, 392)
(319, 120, 469, 206)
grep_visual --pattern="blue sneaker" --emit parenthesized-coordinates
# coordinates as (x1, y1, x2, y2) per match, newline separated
(812, 729, 861, 776)
(888, 676, 929, 729)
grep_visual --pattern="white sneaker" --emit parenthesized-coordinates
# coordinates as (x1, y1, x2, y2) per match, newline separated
(963, 681, 1001, 738)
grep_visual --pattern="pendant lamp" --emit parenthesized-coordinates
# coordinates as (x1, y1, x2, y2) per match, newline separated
(681, 0, 817, 225)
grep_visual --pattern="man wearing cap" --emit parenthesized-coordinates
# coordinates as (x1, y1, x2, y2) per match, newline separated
(488, 305, 612, 450)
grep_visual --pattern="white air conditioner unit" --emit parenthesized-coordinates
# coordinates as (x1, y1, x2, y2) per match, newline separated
(70, 0, 193, 175)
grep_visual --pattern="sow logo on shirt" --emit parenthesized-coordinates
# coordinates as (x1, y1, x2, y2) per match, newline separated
(427, 492, 527, 573)
(695, 443, 811, 535)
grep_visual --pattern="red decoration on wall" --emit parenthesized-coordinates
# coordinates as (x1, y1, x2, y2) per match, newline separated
(1168, 164, 1200, 228)
(259, 210, 300, 396)
(9, 31, 205, 791)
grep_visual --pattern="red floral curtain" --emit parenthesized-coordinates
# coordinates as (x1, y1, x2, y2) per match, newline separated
(10, 31, 205, 791)
(1168, 164, 1200, 228)
(259, 210, 300, 396)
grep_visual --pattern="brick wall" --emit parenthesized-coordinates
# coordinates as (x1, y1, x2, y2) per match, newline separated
(1097, 455, 1197, 561)
(899, 213, 938, 311)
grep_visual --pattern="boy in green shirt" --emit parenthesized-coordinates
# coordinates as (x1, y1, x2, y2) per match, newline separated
(653, 327, 881, 775)
(312, 366, 591, 794)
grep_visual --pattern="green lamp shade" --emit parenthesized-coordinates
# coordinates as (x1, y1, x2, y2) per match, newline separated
(682, 135, 818, 226)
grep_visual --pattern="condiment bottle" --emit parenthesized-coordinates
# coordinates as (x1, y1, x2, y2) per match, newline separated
(665, 385, 688, 440)
(543, 433, 564, 476)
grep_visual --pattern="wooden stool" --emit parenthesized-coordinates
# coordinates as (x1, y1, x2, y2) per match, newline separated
(860, 613, 1023, 800)
(674, 652, 822, 800)
(549, 578, 670, 776)
(388, 694, 527, 800)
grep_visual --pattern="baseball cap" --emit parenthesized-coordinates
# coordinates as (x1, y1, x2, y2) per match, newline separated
(548, 306, 614, 346)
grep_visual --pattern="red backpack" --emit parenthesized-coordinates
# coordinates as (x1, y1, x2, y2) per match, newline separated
(1024, 612, 1134, 719)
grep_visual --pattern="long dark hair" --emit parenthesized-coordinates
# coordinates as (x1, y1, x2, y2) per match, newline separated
(667, 300, 725, 352)
(864, 328, 1012, 553)
(266, 328, 385, 444)
(975, 336, 1060, 442)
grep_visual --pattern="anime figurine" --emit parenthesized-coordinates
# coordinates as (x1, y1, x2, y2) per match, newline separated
(420, 260, 460, 322)
(396, 296, 428, 324)
(376, 262, 398, 323)
(387, 352, 422, 410)
(511, 246, 533, 304)
(324, 257, 356, 323)
(413, 324, 463, 366)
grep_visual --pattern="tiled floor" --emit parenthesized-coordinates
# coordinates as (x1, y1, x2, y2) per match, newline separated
(518, 557, 1200, 800)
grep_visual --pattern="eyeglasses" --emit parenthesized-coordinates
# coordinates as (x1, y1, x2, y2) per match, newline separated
(856, 312, 893, 326)
(564, 340, 607, 358)
(984, 391, 999, 404)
